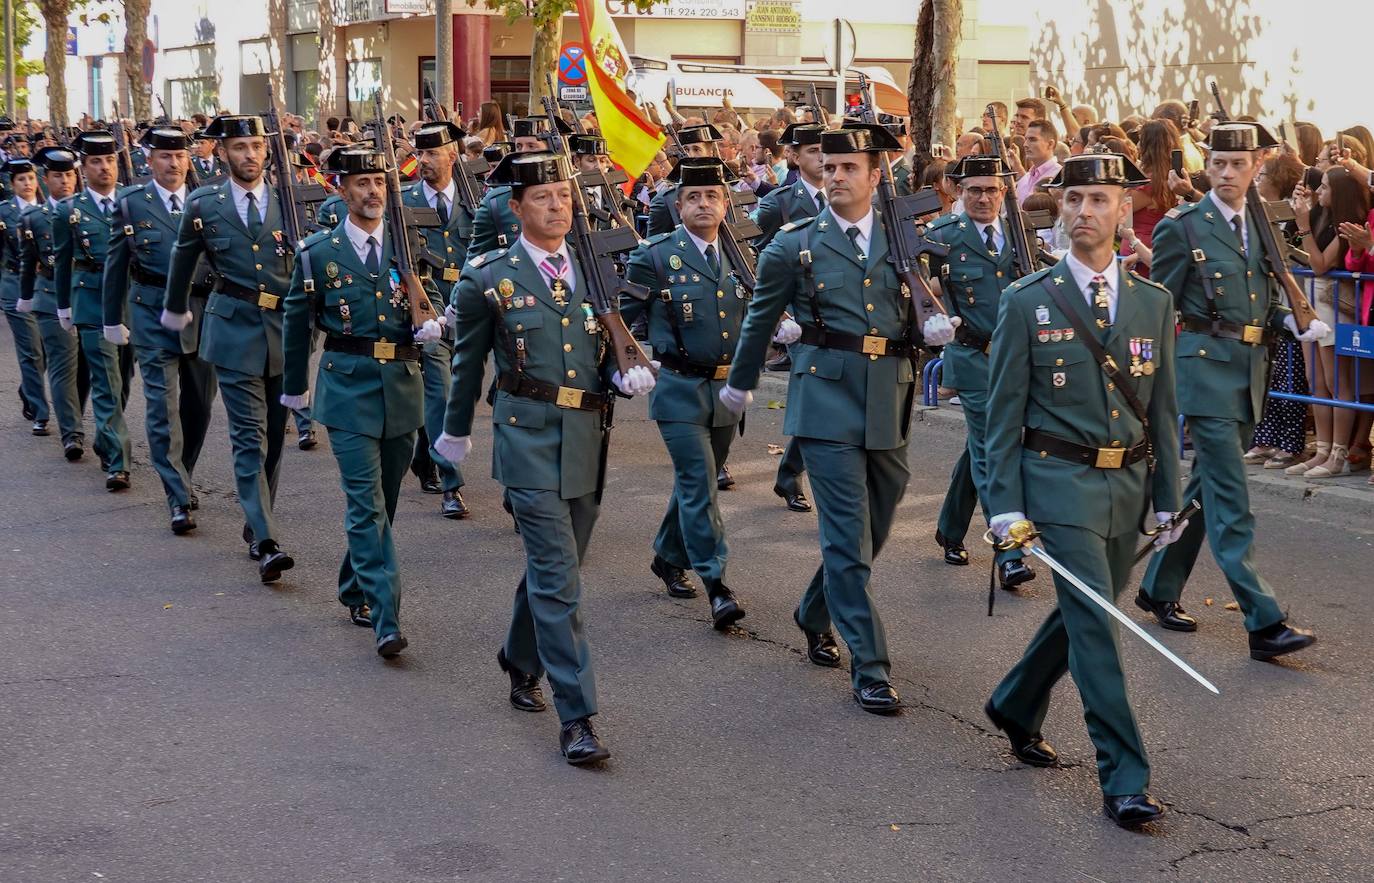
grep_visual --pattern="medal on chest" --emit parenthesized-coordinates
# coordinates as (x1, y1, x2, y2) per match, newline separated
(551, 278, 568, 308)
(582, 303, 597, 335)
(387, 269, 406, 312)
(338, 300, 353, 335)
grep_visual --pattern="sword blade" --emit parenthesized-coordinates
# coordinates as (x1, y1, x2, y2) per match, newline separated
(1025, 545, 1220, 695)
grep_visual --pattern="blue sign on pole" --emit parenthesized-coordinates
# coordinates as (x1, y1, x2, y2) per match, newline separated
(65, 27, 78, 56)
(1335, 323, 1374, 360)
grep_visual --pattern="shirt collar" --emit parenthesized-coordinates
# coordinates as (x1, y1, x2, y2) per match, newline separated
(229, 177, 267, 205)
(970, 215, 1002, 239)
(833, 206, 875, 242)
(14, 195, 35, 208)
(1207, 189, 1243, 226)
(798, 178, 822, 201)
(85, 186, 116, 207)
(1029, 159, 1061, 178)
(344, 215, 384, 253)
(518, 235, 570, 268)
(685, 226, 719, 260)
(152, 180, 188, 207)
(1063, 249, 1118, 297)
(422, 178, 456, 206)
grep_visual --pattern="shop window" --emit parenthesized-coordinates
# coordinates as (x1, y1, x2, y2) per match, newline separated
(346, 58, 383, 122)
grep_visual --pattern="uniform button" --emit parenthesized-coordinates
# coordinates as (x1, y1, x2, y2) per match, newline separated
(721, 331, 729, 339)
(1107, 382, 1116, 391)
(375, 291, 382, 297)
(870, 327, 878, 334)
(817, 282, 825, 290)
(1111, 440, 1122, 447)
(996, 271, 1003, 278)
(326, 362, 333, 369)
(1055, 358, 1064, 366)
(378, 315, 386, 321)
(251, 244, 259, 251)
(968, 297, 975, 304)
(869, 354, 878, 361)
(255, 263, 262, 270)
(508, 416, 517, 424)
(563, 343, 572, 352)
(1039, 451, 1048, 458)
(809, 366, 816, 374)
(1247, 270, 1253, 277)
(566, 369, 577, 379)
(259, 284, 267, 291)
(1198, 348, 1207, 356)
(718, 311, 726, 318)
(1250, 294, 1257, 301)
(446, 246, 453, 253)
(1111, 409, 1120, 419)
(865, 304, 874, 312)
(561, 317, 570, 326)
(1214, 272, 1222, 278)
(716, 291, 724, 299)
(515, 323, 524, 331)
(863, 278, 871, 287)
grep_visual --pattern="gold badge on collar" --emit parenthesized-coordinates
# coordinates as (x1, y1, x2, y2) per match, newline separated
(498, 278, 515, 297)
(669, 254, 683, 270)
(325, 261, 339, 279)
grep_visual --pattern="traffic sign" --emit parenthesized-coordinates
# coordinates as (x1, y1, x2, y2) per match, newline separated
(558, 43, 588, 86)
(559, 86, 589, 102)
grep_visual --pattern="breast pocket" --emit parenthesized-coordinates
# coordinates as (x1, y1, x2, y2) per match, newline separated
(504, 309, 543, 335)
(136, 230, 163, 252)
(1032, 345, 1091, 405)
(812, 271, 846, 298)
(205, 236, 232, 256)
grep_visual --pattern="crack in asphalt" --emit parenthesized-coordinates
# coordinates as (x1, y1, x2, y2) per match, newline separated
(1166, 806, 1252, 836)
(1251, 803, 1369, 825)
(0, 673, 136, 686)
(1239, 773, 1374, 786)
(1166, 838, 1298, 871)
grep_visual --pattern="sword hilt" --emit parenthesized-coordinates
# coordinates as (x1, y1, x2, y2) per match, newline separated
(982, 519, 1039, 551)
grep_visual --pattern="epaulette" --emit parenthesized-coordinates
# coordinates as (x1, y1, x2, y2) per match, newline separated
(1125, 267, 1170, 295)
(299, 228, 332, 252)
(187, 181, 223, 202)
(1163, 202, 1198, 221)
(779, 216, 816, 233)
(468, 247, 508, 268)
(927, 212, 959, 230)
(1004, 266, 1053, 296)
(644, 231, 675, 246)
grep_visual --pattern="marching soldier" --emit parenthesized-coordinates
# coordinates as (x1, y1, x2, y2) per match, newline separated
(163, 114, 295, 583)
(625, 157, 779, 626)
(984, 153, 1183, 828)
(648, 124, 723, 236)
(718, 124, 957, 714)
(1, 158, 49, 435)
(926, 154, 1036, 589)
(101, 127, 203, 534)
(435, 151, 655, 765)
(283, 147, 444, 657)
(403, 120, 473, 518)
(1137, 123, 1320, 659)
(191, 133, 223, 181)
(469, 119, 555, 254)
(17, 146, 86, 460)
(54, 131, 134, 491)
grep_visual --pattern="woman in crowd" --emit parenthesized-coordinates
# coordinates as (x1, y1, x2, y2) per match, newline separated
(1340, 209, 1374, 486)
(474, 101, 505, 146)
(920, 159, 954, 215)
(1294, 122, 1324, 166)
(1119, 120, 1179, 275)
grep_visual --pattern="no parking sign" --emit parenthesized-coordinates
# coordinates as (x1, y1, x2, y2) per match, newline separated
(558, 43, 588, 86)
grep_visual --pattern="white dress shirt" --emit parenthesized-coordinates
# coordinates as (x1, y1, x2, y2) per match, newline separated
(833, 206, 875, 256)
(151, 180, 189, 215)
(1063, 249, 1120, 322)
(422, 179, 457, 217)
(86, 187, 117, 215)
(343, 216, 385, 268)
(685, 228, 721, 267)
(1208, 189, 1249, 253)
(13, 195, 36, 211)
(973, 218, 1005, 254)
(520, 235, 576, 294)
(229, 178, 269, 229)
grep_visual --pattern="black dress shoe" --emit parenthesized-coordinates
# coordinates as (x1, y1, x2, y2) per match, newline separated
(651, 555, 697, 598)
(412, 460, 442, 494)
(441, 489, 470, 519)
(376, 632, 408, 658)
(1249, 622, 1316, 660)
(1134, 591, 1198, 632)
(1104, 794, 1164, 828)
(705, 581, 745, 630)
(105, 470, 130, 492)
(188, 493, 200, 511)
(853, 682, 902, 714)
(560, 717, 610, 765)
(717, 465, 735, 490)
(349, 604, 372, 628)
(257, 541, 295, 583)
(998, 559, 1036, 590)
(773, 485, 812, 512)
(497, 648, 546, 712)
(63, 442, 84, 461)
(935, 530, 970, 566)
(984, 700, 1058, 767)
(794, 609, 841, 667)
(32, 420, 50, 436)
(297, 430, 317, 451)
(170, 506, 197, 536)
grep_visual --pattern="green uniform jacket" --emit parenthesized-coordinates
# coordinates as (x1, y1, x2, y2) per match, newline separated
(164, 180, 292, 376)
(54, 189, 131, 327)
(18, 201, 60, 313)
(647, 184, 681, 236)
(624, 227, 749, 428)
(0, 197, 33, 308)
(444, 241, 616, 499)
(985, 260, 1181, 538)
(751, 180, 822, 249)
(470, 185, 520, 256)
(1151, 197, 1287, 422)
(892, 157, 915, 198)
(926, 211, 1018, 391)
(191, 155, 224, 181)
(726, 210, 916, 450)
(283, 223, 425, 439)
(402, 181, 470, 308)
(315, 193, 345, 232)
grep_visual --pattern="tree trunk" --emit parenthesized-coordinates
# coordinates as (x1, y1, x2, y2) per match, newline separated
(528, 16, 562, 114)
(317, 0, 337, 122)
(267, 0, 288, 114)
(122, 0, 152, 119)
(930, 0, 962, 150)
(907, 0, 934, 157)
(41, 0, 69, 129)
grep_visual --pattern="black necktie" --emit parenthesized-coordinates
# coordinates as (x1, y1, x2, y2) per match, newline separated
(705, 243, 720, 279)
(984, 225, 999, 256)
(100, 197, 112, 217)
(846, 226, 866, 262)
(1231, 215, 1246, 257)
(365, 235, 380, 276)
(169, 195, 181, 214)
(815, 190, 826, 213)
(245, 191, 261, 238)
(1091, 274, 1111, 332)
(435, 191, 449, 226)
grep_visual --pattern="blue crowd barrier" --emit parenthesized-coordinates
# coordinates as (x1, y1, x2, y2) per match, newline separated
(922, 357, 943, 407)
(1267, 267, 1374, 414)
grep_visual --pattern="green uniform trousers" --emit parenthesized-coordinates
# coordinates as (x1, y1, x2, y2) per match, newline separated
(1142, 415, 1284, 632)
(134, 343, 192, 508)
(795, 439, 907, 690)
(35, 314, 83, 446)
(505, 487, 600, 724)
(216, 367, 287, 545)
(774, 436, 807, 495)
(330, 428, 413, 639)
(78, 327, 131, 473)
(936, 448, 977, 541)
(990, 524, 1150, 797)
(653, 420, 736, 582)
(937, 388, 1022, 566)
(178, 353, 217, 479)
(4, 308, 49, 422)
(419, 341, 464, 492)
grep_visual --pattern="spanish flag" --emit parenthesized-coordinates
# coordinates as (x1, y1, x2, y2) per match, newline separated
(575, 0, 664, 178)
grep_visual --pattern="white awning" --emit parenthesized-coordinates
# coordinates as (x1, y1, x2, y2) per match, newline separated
(669, 74, 785, 110)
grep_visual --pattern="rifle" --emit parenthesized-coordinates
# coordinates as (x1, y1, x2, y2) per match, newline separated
(546, 73, 641, 234)
(539, 93, 655, 376)
(985, 103, 1041, 279)
(372, 91, 442, 329)
(155, 95, 170, 124)
(1208, 80, 1319, 331)
(264, 87, 326, 247)
(851, 72, 950, 336)
(110, 102, 135, 185)
(421, 79, 488, 222)
(807, 82, 829, 127)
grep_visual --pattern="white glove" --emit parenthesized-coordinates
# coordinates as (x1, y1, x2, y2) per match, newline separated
(1284, 315, 1331, 343)
(923, 313, 961, 347)
(413, 318, 445, 343)
(990, 511, 1028, 541)
(771, 317, 802, 345)
(1151, 511, 1190, 548)
(160, 308, 193, 331)
(15, 298, 32, 314)
(444, 303, 457, 327)
(613, 363, 657, 396)
(280, 391, 310, 410)
(718, 384, 753, 414)
(434, 432, 471, 464)
(103, 324, 130, 346)
(57, 308, 73, 332)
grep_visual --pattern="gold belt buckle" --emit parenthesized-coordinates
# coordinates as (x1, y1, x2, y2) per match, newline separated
(861, 335, 888, 356)
(373, 341, 397, 361)
(556, 386, 584, 409)
(713, 365, 730, 381)
(1242, 324, 1264, 345)
(256, 291, 281, 310)
(443, 267, 460, 282)
(1094, 447, 1125, 469)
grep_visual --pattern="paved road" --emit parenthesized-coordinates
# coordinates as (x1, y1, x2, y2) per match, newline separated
(1, 337, 1370, 883)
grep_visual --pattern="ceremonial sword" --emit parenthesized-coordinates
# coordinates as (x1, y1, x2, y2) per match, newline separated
(1132, 499, 1202, 565)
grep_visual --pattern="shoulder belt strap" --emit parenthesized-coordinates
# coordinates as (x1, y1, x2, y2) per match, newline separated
(797, 223, 824, 333)
(1178, 212, 1222, 328)
(648, 245, 690, 358)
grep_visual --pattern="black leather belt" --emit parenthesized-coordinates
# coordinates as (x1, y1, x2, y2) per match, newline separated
(324, 336, 421, 361)
(495, 372, 608, 411)
(1023, 428, 1148, 469)
(799, 323, 913, 358)
(954, 325, 992, 353)
(1181, 316, 1272, 346)
(73, 258, 103, 273)
(131, 265, 167, 288)
(657, 350, 731, 380)
(216, 279, 282, 310)
(4, 261, 19, 274)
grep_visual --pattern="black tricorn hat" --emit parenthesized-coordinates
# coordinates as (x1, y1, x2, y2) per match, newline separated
(413, 121, 465, 150)
(488, 151, 572, 188)
(482, 141, 515, 165)
(511, 117, 574, 139)
(322, 148, 390, 176)
(1206, 122, 1279, 152)
(948, 153, 1011, 181)
(204, 115, 272, 139)
(1046, 153, 1150, 189)
(0, 116, 14, 129)
(820, 123, 902, 154)
(677, 124, 723, 146)
(779, 123, 825, 147)
(140, 127, 191, 151)
(33, 146, 78, 172)
(667, 156, 738, 187)
(876, 113, 909, 137)
(71, 130, 118, 156)
(569, 133, 607, 156)
(3, 158, 35, 177)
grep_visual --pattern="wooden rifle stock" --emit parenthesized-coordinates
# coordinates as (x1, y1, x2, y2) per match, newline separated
(373, 92, 440, 329)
